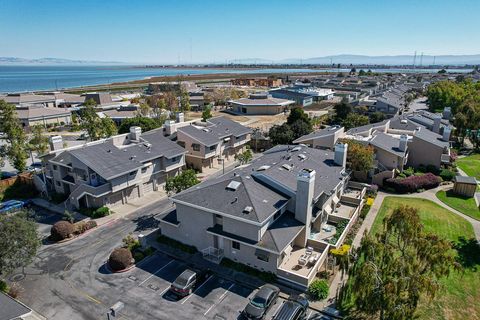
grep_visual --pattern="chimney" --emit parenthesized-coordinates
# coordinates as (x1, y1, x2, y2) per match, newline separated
(399, 134, 408, 152)
(130, 126, 142, 141)
(442, 127, 451, 142)
(432, 116, 441, 133)
(176, 112, 184, 123)
(49, 135, 63, 152)
(165, 120, 176, 135)
(334, 143, 348, 167)
(442, 107, 452, 120)
(295, 169, 315, 247)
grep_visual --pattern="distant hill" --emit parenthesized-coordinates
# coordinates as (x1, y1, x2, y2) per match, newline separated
(0, 57, 124, 65)
(279, 54, 480, 66)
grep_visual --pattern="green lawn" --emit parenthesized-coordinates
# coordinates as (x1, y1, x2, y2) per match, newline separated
(370, 197, 480, 320)
(457, 154, 480, 180)
(436, 189, 480, 221)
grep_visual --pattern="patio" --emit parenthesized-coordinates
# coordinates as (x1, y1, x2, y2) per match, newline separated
(331, 202, 356, 219)
(278, 245, 326, 278)
(310, 223, 337, 243)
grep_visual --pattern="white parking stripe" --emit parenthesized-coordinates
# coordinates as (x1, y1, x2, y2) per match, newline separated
(159, 286, 170, 296)
(307, 310, 313, 319)
(271, 301, 284, 318)
(181, 275, 214, 305)
(203, 282, 235, 316)
(138, 260, 174, 286)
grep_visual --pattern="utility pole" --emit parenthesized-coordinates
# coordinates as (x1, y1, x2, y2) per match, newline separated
(433, 56, 436, 66)
(420, 52, 424, 67)
(413, 51, 417, 68)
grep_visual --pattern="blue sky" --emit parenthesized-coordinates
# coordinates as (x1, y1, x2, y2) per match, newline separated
(0, 0, 479, 63)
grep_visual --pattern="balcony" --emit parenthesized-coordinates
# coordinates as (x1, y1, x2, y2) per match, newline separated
(202, 247, 224, 264)
(277, 241, 329, 289)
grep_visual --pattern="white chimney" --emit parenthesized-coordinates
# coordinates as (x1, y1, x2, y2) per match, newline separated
(49, 135, 63, 152)
(176, 112, 184, 123)
(334, 143, 348, 167)
(295, 169, 315, 248)
(165, 120, 176, 135)
(432, 116, 441, 133)
(130, 126, 142, 141)
(442, 127, 451, 142)
(399, 134, 408, 152)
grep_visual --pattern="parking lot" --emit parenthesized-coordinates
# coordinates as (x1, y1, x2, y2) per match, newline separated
(102, 252, 328, 320)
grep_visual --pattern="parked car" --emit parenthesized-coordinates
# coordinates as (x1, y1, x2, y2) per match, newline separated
(242, 284, 280, 319)
(0, 200, 29, 214)
(272, 294, 309, 320)
(169, 268, 210, 297)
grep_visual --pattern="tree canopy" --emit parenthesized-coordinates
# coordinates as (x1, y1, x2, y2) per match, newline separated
(268, 123, 294, 145)
(340, 205, 457, 320)
(0, 211, 40, 276)
(342, 113, 370, 130)
(269, 107, 312, 145)
(334, 101, 354, 122)
(164, 169, 200, 195)
(28, 124, 49, 157)
(340, 139, 374, 172)
(78, 104, 117, 140)
(201, 105, 213, 122)
(118, 116, 164, 134)
(0, 100, 28, 172)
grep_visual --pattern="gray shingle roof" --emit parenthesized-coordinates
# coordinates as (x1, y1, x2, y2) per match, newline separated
(413, 129, 449, 148)
(293, 126, 343, 144)
(346, 119, 390, 135)
(178, 125, 220, 146)
(454, 175, 477, 184)
(369, 132, 406, 157)
(0, 292, 31, 320)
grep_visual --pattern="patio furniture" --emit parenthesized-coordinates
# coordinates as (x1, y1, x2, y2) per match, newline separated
(298, 255, 308, 266)
(305, 247, 313, 255)
(308, 253, 319, 265)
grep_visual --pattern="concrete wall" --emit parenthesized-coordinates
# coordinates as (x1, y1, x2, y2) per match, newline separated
(222, 239, 278, 273)
(222, 217, 261, 242)
(407, 137, 443, 168)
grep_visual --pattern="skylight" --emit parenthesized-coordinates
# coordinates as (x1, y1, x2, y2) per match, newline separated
(298, 154, 307, 160)
(282, 164, 293, 171)
(256, 165, 271, 171)
(243, 206, 253, 214)
(291, 146, 301, 152)
(226, 180, 241, 191)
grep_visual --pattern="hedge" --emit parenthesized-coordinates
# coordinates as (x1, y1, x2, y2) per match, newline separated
(220, 258, 277, 283)
(157, 235, 197, 254)
(439, 169, 456, 181)
(308, 279, 329, 300)
(384, 173, 440, 193)
(50, 221, 75, 241)
(108, 247, 134, 271)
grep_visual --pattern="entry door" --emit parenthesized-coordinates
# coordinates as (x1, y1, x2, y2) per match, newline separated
(213, 236, 224, 250)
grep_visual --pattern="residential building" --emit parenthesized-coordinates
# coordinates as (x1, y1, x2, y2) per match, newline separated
(176, 116, 252, 172)
(231, 78, 283, 87)
(292, 126, 344, 150)
(0, 292, 40, 320)
(159, 144, 366, 289)
(42, 127, 186, 209)
(452, 176, 478, 198)
(0, 93, 57, 108)
(229, 93, 295, 115)
(268, 89, 313, 107)
(16, 106, 72, 129)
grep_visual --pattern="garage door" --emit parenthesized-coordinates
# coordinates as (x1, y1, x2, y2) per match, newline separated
(108, 192, 123, 207)
(143, 181, 154, 194)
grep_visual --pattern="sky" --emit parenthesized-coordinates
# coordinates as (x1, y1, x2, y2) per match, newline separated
(0, 0, 479, 64)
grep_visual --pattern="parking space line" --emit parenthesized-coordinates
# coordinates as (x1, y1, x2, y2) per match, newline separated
(203, 282, 235, 316)
(159, 286, 170, 296)
(271, 301, 283, 318)
(138, 260, 174, 286)
(307, 310, 313, 319)
(181, 275, 214, 305)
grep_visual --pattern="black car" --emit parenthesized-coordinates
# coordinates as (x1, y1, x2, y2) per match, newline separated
(272, 294, 309, 320)
(242, 284, 280, 319)
(169, 268, 209, 297)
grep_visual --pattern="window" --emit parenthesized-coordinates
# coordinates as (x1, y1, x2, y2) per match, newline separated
(273, 210, 281, 221)
(192, 143, 200, 151)
(53, 165, 58, 170)
(209, 145, 216, 151)
(255, 249, 270, 262)
(141, 167, 147, 174)
(232, 241, 240, 250)
(129, 171, 136, 176)
(177, 141, 185, 148)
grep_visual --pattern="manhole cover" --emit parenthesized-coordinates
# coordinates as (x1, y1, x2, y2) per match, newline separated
(10, 274, 25, 282)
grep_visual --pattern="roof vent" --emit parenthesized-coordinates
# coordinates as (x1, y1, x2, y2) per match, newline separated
(282, 164, 293, 171)
(226, 181, 241, 191)
(243, 206, 253, 214)
(298, 154, 307, 160)
(202, 128, 210, 132)
(291, 146, 301, 152)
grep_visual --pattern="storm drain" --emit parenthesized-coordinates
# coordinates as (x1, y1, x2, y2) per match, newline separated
(9, 274, 25, 282)
(147, 284, 159, 291)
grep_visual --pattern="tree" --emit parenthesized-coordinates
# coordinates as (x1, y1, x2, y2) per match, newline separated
(334, 101, 353, 122)
(290, 119, 313, 140)
(454, 97, 480, 145)
(179, 89, 191, 112)
(269, 123, 294, 145)
(164, 169, 200, 195)
(118, 116, 163, 134)
(0, 211, 40, 276)
(287, 107, 311, 127)
(340, 139, 374, 172)
(79, 104, 117, 140)
(202, 105, 213, 122)
(341, 205, 457, 320)
(308, 279, 329, 301)
(137, 103, 151, 117)
(358, 69, 367, 76)
(426, 80, 466, 113)
(28, 124, 49, 156)
(369, 112, 385, 124)
(235, 148, 253, 165)
(100, 116, 118, 138)
(163, 91, 178, 114)
(0, 100, 28, 172)
(342, 113, 370, 130)
(438, 68, 447, 74)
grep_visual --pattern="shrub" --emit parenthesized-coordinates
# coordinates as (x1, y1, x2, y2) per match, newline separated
(360, 204, 371, 219)
(384, 173, 440, 193)
(85, 220, 97, 230)
(50, 221, 74, 241)
(439, 169, 456, 181)
(122, 234, 140, 252)
(143, 247, 155, 256)
(426, 164, 439, 175)
(73, 220, 97, 235)
(308, 279, 329, 301)
(0, 280, 9, 293)
(403, 167, 415, 177)
(108, 247, 134, 271)
(8, 283, 21, 298)
(366, 184, 378, 196)
(92, 206, 110, 218)
(134, 251, 145, 263)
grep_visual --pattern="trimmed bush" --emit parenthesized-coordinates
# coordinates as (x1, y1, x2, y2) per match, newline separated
(439, 169, 456, 181)
(366, 185, 378, 196)
(220, 258, 277, 283)
(308, 279, 329, 301)
(384, 173, 440, 193)
(73, 220, 97, 235)
(134, 251, 145, 263)
(108, 247, 134, 271)
(50, 221, 75, 241)
(92, 206, 110, 218)
(157, 235, 197, 254)
(0, 280, 9, 293)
